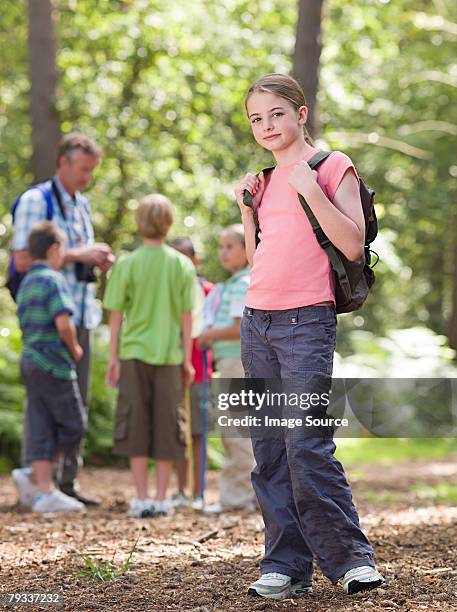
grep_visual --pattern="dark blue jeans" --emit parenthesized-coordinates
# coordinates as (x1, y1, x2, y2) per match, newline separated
(241, 305, 375, 584)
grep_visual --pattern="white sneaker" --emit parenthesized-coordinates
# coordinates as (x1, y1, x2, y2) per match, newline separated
(128, 497, 157, 518)
(248, 573, 292, 600)
(12, 467, 38, 509)
(203, 502, 223, 514)
(152, 499, 170, 516)
(32, 489, 84, 513)
(190, 496, 204, 511)
(171, 491, 189, 508)
(343, 566, 385, 594)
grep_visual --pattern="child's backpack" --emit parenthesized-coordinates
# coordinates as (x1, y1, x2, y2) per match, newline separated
(243, 150, 378, 314)
(6, 182, 55, 301)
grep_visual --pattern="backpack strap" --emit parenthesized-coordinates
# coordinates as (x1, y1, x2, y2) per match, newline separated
(242, 168, 274, 247)
(11, 181, 54, 224)
(242, 167, 275, 209)
(297, 151, 351, 295)
(307, 150, 332, 169)
(242, 152, 331, 208)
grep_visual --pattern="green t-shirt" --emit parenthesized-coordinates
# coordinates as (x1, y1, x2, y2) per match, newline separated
(103, 244, 195, 364)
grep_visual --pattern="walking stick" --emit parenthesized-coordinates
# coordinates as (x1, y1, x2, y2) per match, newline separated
(185, 387, 194, 500)
(200, 349, 209, 503)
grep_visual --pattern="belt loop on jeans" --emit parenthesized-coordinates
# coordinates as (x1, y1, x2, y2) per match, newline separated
(246, 307, 254, 317)
(291, 308, 299, 325)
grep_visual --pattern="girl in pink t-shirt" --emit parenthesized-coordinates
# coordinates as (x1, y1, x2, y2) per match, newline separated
(234, 74, 385, 599)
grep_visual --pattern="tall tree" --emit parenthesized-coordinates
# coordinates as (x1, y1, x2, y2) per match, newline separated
(292, 0, 324, 138)
(27, 0, 60, 182)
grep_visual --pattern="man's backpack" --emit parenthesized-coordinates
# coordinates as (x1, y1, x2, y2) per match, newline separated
(243, 150, 378, 314)
(6, 182, 55, 301)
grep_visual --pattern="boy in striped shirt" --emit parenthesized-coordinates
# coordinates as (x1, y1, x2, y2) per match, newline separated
(13, 221, 86, 513)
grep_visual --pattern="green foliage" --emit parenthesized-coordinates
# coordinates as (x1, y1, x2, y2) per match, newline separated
(322, 0, 457, 337)
(79, 536, 139, 581)
(411, 482, 457, 504)
(0, 317, 25, 469)
(335, 438, 457, 466)
(84, 326, 117, 462)
(0, 1, 456, 468)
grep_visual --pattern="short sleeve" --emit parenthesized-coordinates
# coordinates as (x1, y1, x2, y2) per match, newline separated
(319, 151, 359, 202)
(228, 275, 249, 318)
(12, 189, 49, 250)
(181, 259, 196, 312)
(47, 275, 74, 320)
(103, 258, 128, 312)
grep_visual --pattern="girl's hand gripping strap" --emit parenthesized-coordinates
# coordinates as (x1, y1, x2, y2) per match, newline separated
(242, 168, 274, 247)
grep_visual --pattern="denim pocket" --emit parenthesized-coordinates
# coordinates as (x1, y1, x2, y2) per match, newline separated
(290, 310, 336, 375)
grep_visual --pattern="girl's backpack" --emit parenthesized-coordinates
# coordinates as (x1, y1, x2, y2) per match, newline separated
(243, 150, 378, 314)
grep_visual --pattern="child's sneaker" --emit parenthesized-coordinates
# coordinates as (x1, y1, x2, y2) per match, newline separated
(128, 497, 158, 518)
(152, 499, 170, 516)
(190, 495, 204, 511)
(343, 566, 385, 594)
(171, 491, 189, 508)
(12, 467, 38, 509)
(32, 489, 84, 513)
(248, 573, 292, 600)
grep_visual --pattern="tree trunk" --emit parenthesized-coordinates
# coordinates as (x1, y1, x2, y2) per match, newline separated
(292, 0, 324, 138)
(27, 0, 60, 182)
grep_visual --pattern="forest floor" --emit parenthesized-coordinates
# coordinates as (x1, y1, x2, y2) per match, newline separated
(1, 457, 457, 612)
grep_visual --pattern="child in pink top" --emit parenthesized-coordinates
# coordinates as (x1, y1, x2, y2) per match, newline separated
(235, 73, 385, 599)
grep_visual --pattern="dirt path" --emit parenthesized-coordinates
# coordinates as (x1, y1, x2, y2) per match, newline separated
(1, 458, 457, 611)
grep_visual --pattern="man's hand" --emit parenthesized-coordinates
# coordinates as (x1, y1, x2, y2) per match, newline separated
(98, 252, 116, 273)
(65, 243, 115, 271)
(182, 361, 195, 388)
(106, 358, 121, 388)
(79, 243, 112, 266)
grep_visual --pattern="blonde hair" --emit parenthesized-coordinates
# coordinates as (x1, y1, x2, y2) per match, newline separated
(221, 223, 246, 248)
(135, 193, 174, 239)
(245, 73, 313, 145)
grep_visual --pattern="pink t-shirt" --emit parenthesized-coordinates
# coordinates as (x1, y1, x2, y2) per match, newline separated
(246, 148, 357, 310)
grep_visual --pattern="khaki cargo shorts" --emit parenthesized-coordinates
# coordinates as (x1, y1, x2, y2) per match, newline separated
(113, 360, 186, 461)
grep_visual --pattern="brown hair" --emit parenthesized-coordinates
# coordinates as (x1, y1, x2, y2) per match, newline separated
(28, 221, 65, 260)
(221, 223, 246, 248)
(245, 73, 313, 145)
(57, 132, 102, 164)
(170, 237, 196, 257)
(136, 193, 174, 239)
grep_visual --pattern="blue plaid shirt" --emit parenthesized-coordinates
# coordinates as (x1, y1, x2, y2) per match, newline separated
(12, 177, 102, 330)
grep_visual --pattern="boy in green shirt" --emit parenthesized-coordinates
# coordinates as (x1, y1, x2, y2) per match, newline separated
(104, 193, 195, 518)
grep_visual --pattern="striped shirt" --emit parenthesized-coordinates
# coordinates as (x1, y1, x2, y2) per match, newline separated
(17, 264, 76, 380)
(12, 177, 101, 329)
(213, 267, 250, 360)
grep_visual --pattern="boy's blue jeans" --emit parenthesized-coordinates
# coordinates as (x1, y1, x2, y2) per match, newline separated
(241, 305, 375, 584)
